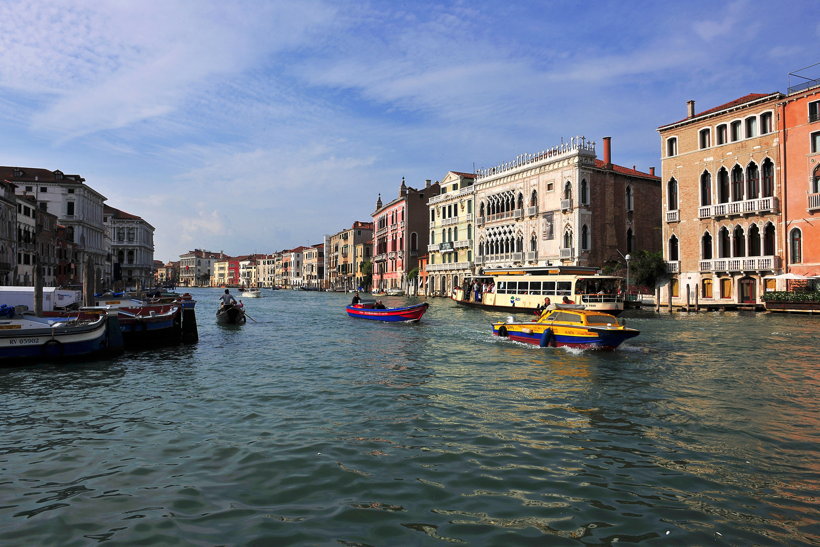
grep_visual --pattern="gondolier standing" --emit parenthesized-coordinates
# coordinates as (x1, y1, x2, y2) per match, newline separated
(220, 289, 237, 309)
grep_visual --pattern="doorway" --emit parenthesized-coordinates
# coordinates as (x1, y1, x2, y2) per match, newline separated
(739, 278, 756, 304)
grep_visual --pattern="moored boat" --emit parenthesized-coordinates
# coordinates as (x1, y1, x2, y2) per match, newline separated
(0, 311, 124, 364)
(346, 302, 429, 322)
(492, 307, 638, 350)
(217, 302, 246, 325)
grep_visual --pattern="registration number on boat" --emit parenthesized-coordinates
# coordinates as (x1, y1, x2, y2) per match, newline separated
(5, 337, 41, 345)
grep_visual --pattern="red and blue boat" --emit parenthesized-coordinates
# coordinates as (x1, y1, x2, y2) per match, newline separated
(346, 302, 429, 323)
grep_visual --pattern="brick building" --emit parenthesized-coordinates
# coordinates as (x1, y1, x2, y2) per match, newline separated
(657, 94, 783, 307)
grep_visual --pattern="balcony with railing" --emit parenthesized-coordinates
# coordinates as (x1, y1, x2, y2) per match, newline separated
(561, 199, 572, 211)
(442, 217, 459, 226)
(485, 209, 524, 223)
(477, 216, 485, 227)
(526, 205, 539, 217)
(704, 197, 780, 219)
(560, 247, 574, 259)
(708, 255, 780, 272)
(809, 192, 820, 211)
(428, 243, 440, 252)
(666, 209, 679, 223)
(665, 260, 680, 273)
(526, 251, 538, 262)
(453, 239, 472, 249)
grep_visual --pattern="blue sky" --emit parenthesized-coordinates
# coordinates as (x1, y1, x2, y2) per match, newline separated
(0, 0, 817, 261)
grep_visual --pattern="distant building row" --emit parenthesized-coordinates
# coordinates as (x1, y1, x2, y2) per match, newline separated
(0, 167, 155, 291)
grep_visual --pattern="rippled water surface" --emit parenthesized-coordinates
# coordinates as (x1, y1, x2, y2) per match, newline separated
(1, 289, 818, 545)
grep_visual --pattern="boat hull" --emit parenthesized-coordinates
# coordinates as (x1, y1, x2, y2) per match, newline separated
(492, 322, 638, 350)
(0, 315, 123, 364)
(216, 305, 246, 325)
(346, 303, 429, 322)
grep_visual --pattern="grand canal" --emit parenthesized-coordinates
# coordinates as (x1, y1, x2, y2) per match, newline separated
(1, 289, 817, 545)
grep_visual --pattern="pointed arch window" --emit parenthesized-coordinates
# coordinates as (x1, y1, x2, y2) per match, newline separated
(700, 171, 712, 206)
(626, 228, 634, 253)
(517, 193, 524, 210)
(530, 190, 538, 207)
(746, 162, 759, 200)
(719, 227, 731, 258)
(668, 235, 679, 261)
(702, 232, 713, 260)
(530, 234, 537, 252)
(733, 226, 746, 257)
(790, 228, 802, 263)
(762, 160, 775, 197)
(580, 179, 589, 205)
(581, 225, 589, 250)
(718, 168, 730, 203)
(563, 229, 573, 250)
(564, 181, 572, 200)
(625, 185, 633, 211)
(667, 178, 678, 211)
(748, 225, 761, 256)
(763, 223, 776, 256)
(731, 166, 744, 201)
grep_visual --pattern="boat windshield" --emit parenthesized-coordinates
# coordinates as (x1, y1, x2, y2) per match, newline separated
(584, 314, 618, 324)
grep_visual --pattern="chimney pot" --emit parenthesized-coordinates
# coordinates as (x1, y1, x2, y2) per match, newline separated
(602, 136, 612, 167)
(650, 167, 656, 176)
(687, 100, 695, 118)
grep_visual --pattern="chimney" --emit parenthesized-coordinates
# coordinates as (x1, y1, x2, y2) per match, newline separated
(602, 136, 612, 168)
(687, 100, 695, 118)
(425, 179, 431, 188)
(649, 167, 656, 176)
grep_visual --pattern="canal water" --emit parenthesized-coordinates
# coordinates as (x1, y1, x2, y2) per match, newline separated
(1, 289, 817, 545)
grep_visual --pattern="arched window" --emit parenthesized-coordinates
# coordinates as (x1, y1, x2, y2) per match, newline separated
(718, 168, 730, 203)
(467, 224, 472, 240)
(719, 227, 731, 258)
(453, 226, 458, 241)
(563, 229, 573, 250)
(667, 178, 678, 211)
(790, 228, 802, 263)
(668, 235, 679, 261)
(564, 181, 572, 200)
(517, 193, 524, 210)
(763, 223, 776, 256)
(666, 137, 678, 157)
(746, 162, 759, 200)
(410, 232, 418, 251)
(530, 190, 537, 207)
(479, 202, 485, 218)
(581, 225, 589, 250)
(530, 234, 537, 252)
(702, 232, 713, 260)
(731, 165, 744, 202)
(813, 165, 820, 193)
(516, 235, 523, 253)
(748, 224, 761, 256)
(733, 226, 746, 257)
(431, 230, 435, 244)
(700, 171, 712, 206)
(762, 159, 775, 197)
(580, 179, 588, 205)
(626, 228, 634, 253)
(625, 185, 633, 211)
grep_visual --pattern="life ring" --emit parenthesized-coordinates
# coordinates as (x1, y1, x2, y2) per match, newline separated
(42, 339, 64, 357)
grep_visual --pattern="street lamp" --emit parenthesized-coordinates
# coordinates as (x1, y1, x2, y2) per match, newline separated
(625, 254, 631, 301)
